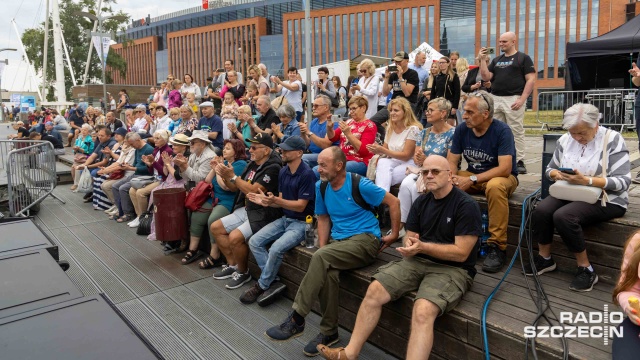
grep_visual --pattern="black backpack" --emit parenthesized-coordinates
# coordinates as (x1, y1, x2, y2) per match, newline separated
(319, 173, 378, 217)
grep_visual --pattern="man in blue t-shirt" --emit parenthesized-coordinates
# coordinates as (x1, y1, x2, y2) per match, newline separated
(447, 90, 518, 274)
(299, 95, 339, 168)
(196, 101, 223, 150)
(265, 146, 401, 357)
(242, 136, 316, 306)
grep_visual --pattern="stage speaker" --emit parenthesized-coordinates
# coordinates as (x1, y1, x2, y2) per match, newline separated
(542, 134, 562, 199)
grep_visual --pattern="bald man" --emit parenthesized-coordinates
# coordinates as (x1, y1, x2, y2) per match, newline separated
(317, 154, 482, 360)
(478, 31, 535, 174)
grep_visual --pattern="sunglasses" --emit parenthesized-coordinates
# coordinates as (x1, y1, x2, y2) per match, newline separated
(420, 169, 450, 176)
(250, 145, 267, 150)
(358, 69, 366, 73)
(312, 104, 325, 108)
(471, 92, 492, 112)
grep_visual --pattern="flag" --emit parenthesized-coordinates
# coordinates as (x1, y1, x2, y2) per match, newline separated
(92, 35, 111, 67)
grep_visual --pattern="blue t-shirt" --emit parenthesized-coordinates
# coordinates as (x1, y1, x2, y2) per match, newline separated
(308, 117, 339, 154)
(315, 173, 386, 240)
(450, 120, 518, 177)
(280, 161, 316, 220)
(212, 160, 247, 212)
(197, 115, 224, 150)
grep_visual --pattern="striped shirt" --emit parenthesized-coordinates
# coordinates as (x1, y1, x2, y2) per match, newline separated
(546, 126, 631, 208)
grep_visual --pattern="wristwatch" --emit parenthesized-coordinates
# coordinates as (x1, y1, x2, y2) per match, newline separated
(470, 175, 478, 185)
(230, 175, 238, 183)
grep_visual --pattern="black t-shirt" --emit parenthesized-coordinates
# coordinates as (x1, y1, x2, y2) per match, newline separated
(106, 120, 124, 134)
(257, 108, 280, 130)
(405, 186, 482, 277)
(207, 84, 223, 110)
(236, 156, 281, 212)
(17, 127, 29, 138)
(42, 134, 64, 149)
(488, 51, 535, 96)
(389, 68, 420, 104)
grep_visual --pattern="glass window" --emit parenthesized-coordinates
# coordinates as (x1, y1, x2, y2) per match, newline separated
(372, 12, 378, 55)
(357, 12, 363, 54)
(538, 0, 546, 78)
(428, 6, 435, 45)
(547, 0, 557, 78)
(528, 2, 536, 61)
(420, 7, 426, 45)
(411, 7, 418, 48)
(519, 0, 526, 51)
(328, 16, 334, 62)
(351, 13, 357, 58)
(404, 8, 410, 50)
(336, 15, 342, 60)
(569, 0, 577, 43)
(396, 9, 402, 52)
(343, 15, 348, 60)
(315, 17, 320, 65)
(388, 10, 394, 55)
(380, 10, 386, 56)
(580, 0, 588, 41)
(481, 0, 487, 42)
(591, 0, 599, 38)
(289, 20, 294, 67)
(364, 12, 370, 55)
(500, 0, 506, 35)
(322, 16, 327, 64)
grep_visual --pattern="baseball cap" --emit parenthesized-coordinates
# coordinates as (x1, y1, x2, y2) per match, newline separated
(277, 136, 306, 151)
(393, 51, 410, 61)
(248, 132, 273, 149)
(200, 101, 214, 108)
(45, 121, 53, 126)
(114, 127, 128, 137)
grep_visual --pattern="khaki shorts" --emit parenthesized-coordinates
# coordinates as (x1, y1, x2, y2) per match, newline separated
(373, 256, 473, 315)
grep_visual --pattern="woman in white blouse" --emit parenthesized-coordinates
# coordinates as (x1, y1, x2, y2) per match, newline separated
(350, 59, 380, 119)
(366, 97, 422, 191)
(180, 73, 202, 101)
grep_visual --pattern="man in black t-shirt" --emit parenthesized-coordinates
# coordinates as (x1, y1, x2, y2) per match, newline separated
(478, 31, 535, 174)
(8, 121, 29, 139)
(370, 51, 420, 140)
(317, 155, 481, 360)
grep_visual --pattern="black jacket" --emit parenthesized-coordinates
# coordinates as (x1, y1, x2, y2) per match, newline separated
(257, 108, 280, 131)
(430, 73, 460, 110)
(461, 67, 491, 94)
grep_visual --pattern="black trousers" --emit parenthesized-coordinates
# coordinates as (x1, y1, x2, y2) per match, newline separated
(613, 317, 640, 359)
(532, 196, 626, 253)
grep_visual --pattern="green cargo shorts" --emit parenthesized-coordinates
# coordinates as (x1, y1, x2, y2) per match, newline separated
(372, 256, 473, 315)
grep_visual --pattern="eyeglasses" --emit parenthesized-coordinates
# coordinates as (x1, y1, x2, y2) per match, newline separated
(348, 106, 361, 111)
(317, 72, 326, 75)
(438, 61, 449, 64)
(471, 92, 492, 112)
(312, 104, 325, 108)
(250, 145, 267, 151)
(358, 69, 366, 73)
(425, 108, 440, 114)
(420, 169, 450, 176)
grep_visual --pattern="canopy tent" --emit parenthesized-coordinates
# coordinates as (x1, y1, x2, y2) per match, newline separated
(565, 15, 640, 90)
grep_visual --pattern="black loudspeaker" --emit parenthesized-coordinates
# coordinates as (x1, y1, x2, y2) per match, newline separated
(541, 134, 562, 199)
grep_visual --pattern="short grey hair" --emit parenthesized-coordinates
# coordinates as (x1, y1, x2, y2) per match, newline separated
(276, 104, 297, 119)
(562, 103, 600, 129)
(153, 129, 171, 142)
(125, 132, 141, 142)
(257, 95, 271, 105)
(81, 123, 93, 131)
(315, 94, 332, 107)
(428, 97, 452, 113)
(469, 90, 494, 119)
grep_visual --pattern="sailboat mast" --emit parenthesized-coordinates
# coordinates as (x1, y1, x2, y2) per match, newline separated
(51, 0, 66, 102)
(42, 0, 50, 99)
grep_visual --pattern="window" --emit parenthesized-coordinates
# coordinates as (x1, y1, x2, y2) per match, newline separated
(419, 7, 426, 45)
(372, 12, 378, 55)
(591, 0, 599, 38)
(428, 6, 435, 45)
(364, 12, 370, 55)
(538, 0, 546, 78)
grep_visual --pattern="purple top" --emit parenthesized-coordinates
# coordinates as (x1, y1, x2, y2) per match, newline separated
(168, 90, 182, 109)
(150, 144, 174, 180)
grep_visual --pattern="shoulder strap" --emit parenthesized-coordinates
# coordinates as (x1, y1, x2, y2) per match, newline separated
(320, 180, 328, 201)
(599, 129, 611, 207)
(320, 173, 376, 215)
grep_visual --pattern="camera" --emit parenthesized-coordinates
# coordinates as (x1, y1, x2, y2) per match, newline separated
(388, 65, 398, 72)
(486, 47, 496, 55)
(331, 114, 341, 122)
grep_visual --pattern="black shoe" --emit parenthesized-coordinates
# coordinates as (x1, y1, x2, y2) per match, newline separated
(257, 281, 287, 307)
(83, 192, 93, 200)
(569, 266, 598, 292)
(517, 160, 527, 174)
(240, 282, 265, 304)
(303, 332, 340, 357)
(482, 245, 506, 273)
(633, 172, 640, 184)
(523, 254, 557, 276)
(266, 312, 305, 341)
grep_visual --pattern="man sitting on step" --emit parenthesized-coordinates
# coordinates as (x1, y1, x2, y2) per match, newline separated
(317, 154, 481, 360)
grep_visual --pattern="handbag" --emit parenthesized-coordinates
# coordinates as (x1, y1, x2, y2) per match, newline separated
(131, 175, 155, 189)
(136, 210, 153, 235)
(108, 169, 125, 180)
(366, 154, 382, 181)
(548, 129, 611, 206)
(77, 168, 93, 193)
(270, 95, 288, 109)
(185, 181, 218, 212)
(405, 165, 427, 194)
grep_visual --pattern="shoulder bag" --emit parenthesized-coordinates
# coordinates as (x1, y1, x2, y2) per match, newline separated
(548, 129, 611, 206)
(185, 180, 218, 212)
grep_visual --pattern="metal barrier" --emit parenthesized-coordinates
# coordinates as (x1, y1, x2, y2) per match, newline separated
(537, 89, 638, 131)
(1, 140, 65, 217)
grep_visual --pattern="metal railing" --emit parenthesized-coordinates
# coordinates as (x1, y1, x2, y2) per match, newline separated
(1, 140, 65, 217)
(536, 89, 638, 131)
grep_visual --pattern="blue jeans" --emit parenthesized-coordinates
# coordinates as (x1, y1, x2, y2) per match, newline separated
(54, 125, 68, 131)
(313, 160, 367, 179)
(248, 217, 306, 290)
(302, 153, 319, 169)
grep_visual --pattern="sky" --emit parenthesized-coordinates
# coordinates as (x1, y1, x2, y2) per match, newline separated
(1, 0, 196, 92)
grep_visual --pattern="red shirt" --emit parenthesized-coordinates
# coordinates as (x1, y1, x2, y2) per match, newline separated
(330, 119, 376, 164)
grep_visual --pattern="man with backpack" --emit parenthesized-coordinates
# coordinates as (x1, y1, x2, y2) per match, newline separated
(265, 146, 401, 357)
(478, 31, 536, 174)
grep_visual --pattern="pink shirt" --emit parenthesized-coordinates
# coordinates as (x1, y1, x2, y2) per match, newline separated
(617, 235, 640, 312)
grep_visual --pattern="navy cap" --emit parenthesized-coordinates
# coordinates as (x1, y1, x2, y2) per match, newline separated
(277, 135, 306, 151)
(114, 127, 128, 137)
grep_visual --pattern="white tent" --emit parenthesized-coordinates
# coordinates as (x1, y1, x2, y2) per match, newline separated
(374, 42, 444, 77)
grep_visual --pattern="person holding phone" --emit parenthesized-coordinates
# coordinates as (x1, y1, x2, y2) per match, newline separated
(525, 103, 630, 292)
(300, 95, 339, 168)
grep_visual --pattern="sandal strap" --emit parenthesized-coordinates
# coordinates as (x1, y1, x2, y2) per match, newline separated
(317, 345, 348, 360)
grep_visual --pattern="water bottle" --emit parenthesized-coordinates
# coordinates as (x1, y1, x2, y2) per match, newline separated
(303, 215, 315, 249)
(478, 210, 490, 258)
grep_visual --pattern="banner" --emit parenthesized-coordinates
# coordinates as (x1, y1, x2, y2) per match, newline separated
(10, 94, 21, 107)
(202, 0, 208, 9)
(92, 35, 111, 67)
(20, 95, 36, 113)
(409, 42, 444, 70)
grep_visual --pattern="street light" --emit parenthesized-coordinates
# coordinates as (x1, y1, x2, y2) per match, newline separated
(74, 11, 127, 111)
(0, 48, 18, 123)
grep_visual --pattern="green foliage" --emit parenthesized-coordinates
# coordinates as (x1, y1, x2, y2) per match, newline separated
(21, 0, 129, 100)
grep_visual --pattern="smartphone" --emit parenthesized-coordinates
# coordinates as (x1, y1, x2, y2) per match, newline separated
(388, 65, 398, 72)
(486, 47, 496, 55)
(558, 167, 576, 175)
(331, 114, 341, 122)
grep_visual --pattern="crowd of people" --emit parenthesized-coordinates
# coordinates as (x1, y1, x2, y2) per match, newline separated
(5, 31, 640, 359)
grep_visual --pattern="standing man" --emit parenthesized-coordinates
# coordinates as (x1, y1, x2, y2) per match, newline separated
(108, 93, 117, 112)
(317, 155, 481, 360)
(630, 60, 640, 183)
(299, 95, 339, 168)
(258, 63, 277, 100)
(447, 91, 518, 273)
(479, 31, 535, 174)
(408, 51, 428, 92)
(196, 101, 223, 151)
(265, 146, 401, 357)
(219, 59, 244, 85)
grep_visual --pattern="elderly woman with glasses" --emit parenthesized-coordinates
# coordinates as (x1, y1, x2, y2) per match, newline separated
(312, 95, 376, 177)
(271, 104, 301, 145)
(349, 59, 380, 119)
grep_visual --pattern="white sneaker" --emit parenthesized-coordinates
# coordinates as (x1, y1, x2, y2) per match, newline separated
(128, 217, 140, 228)
(108, 208, 119, 215)
(104, 205, 116, 214)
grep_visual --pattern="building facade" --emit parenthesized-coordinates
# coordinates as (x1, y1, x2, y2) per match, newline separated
(112, 0, 638, 97)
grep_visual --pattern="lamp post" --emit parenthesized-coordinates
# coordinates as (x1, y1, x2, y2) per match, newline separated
(0, 48, 18, 123)
(74, 12, 127, 110)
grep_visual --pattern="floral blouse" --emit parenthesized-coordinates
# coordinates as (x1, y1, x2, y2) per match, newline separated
(330, 119, 377, 164)
(419, 127, 455, 157)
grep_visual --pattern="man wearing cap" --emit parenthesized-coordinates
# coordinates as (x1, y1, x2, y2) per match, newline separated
(174, 130, 215, 185)
(196, 101, 223, 150)
(210, 132, 283, 290)
(317, 155, 481, 360)
(105, 111, 124, 135)
(42, 121, 63, 144)
(240, 136, 316, 306)
(370, 51, 421, 138)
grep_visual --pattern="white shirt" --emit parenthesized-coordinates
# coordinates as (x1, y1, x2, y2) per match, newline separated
(355, 75, 380, 119)
(180, 83, 202, 100)
(283, 80, 303, 112)
(155, 115, 173, 132)
(131, 117, 148, 133)
(109, 99, 116, 110)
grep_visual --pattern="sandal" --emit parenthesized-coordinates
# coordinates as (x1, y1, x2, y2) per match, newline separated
(176, 239, 189, 253)
(116, 214, 135, 223)
(108, 213, 120, 220)
(181, 250, 202, 265)
(198, 256, 225, 269)
(317, 345, 350, 360)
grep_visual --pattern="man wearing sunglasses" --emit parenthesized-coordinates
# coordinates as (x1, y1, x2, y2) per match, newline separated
(317, 154, 481, 360)
(447, 90, 518, 273)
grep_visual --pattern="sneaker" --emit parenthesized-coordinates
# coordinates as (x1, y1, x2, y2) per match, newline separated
(517, 160, 527, 174)
(303, 332, 339, 357)
(226, 271, 251, 289)
(482, 244, 506, 273)
(257, 281, 287, 307)
(266, 312, 305, 341)
(633, 172, 640, 184)
(523, 254, 557, 276)
(213, 265, 236, 280)
(569, 266, 599, 292)
(240, 282, 265, 304)
(128, 217, 140, 228)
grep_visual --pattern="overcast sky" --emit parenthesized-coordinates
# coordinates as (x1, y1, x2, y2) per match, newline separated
(1, 0, 195, 90)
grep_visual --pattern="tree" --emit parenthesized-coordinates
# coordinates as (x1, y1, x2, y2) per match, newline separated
(21, 0, 130, 101)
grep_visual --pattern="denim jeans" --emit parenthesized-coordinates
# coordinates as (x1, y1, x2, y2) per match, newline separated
(313, 160, 367, 179)
(248, 217, 306, 290)
(302, 153, 319, 169)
